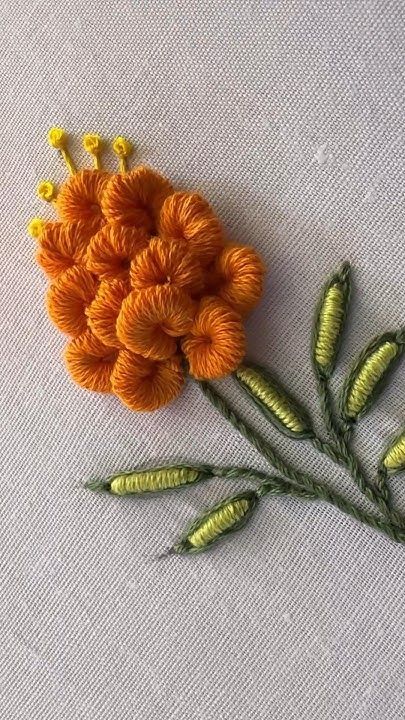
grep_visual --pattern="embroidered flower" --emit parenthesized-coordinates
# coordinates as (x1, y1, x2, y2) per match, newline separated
(30, 129, 265, 411)
(34, 131, 405, 555)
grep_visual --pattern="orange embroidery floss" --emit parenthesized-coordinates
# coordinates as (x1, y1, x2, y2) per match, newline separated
(87, 279, 131, 348)
(29, 128, 265, 411)
(36, 221, 92, 280)
(182, 297, 246, 379)
(57, 169, 110, 233)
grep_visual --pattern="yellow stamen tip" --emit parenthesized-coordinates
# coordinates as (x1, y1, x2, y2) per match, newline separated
(48, 126, 67, 149)
(83, 133, 103, 154)
(112, 136, 134, 158)
(37, 180, 57, 202)
(27, 217, 45, 239)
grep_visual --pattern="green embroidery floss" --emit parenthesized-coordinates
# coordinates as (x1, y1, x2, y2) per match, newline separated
(312, 262, 351, 378)
(234, 364, 314, 439)
(381, 430, 405, 474)
(341, 330, 405, 423)
(172, 491, 258, 554)
(86, 465, 210, 495)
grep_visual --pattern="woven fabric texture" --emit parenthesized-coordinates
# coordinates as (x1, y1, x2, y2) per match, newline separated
(1, 1, 405, 718)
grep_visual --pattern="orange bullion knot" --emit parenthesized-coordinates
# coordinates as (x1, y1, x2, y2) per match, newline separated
(30, 128, 266, 411)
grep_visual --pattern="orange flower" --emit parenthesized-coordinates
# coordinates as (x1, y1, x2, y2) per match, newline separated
(87, 278, 131, 348)
(56, 169, 110, 234)
(33, 133, 265, 411)
(212, 245, 265, 315)
(101, 165, 173, 231)
(159, 191, 224, 265)
(117, 286, 195, 360)
(64, 330, 119, 392)
(46, 267, 98, 337)
(112, 350, 184, 411)
(182, 297, 245, 379)
(130, 237, 203, 296)
(36, 221, 93, 280)
(85, 223, 149, 280)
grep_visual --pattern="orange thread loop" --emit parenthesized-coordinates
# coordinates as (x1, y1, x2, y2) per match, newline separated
(33, 131, 265, 411)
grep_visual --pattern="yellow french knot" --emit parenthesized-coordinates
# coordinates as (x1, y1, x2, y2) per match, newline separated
(27, 217, 45, 239)
(37, 180, 57, 202)
(82, 133, 102, 154)
(48, 126, 67, 149)
(112, 136, 133, 157)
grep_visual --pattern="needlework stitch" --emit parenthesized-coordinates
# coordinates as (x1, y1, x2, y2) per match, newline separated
(30, 129, 405, 554)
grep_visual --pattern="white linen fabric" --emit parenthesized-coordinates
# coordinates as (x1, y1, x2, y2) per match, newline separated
(1, 1, 405, 717)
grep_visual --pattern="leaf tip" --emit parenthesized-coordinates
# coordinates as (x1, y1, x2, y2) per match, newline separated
(85, 479, 110, 493)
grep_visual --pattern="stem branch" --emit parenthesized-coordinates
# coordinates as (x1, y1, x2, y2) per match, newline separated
(316, 373, 392, 516)
(258, 476, 405, 545)
(198, 380, 405, 539)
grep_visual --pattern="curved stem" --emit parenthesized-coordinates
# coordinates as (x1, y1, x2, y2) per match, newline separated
(376, 466, 389, 498)
(208, 466, 269, 481)
(310, 434, 390, 516)
(197, 380, 405, 532)
(311, 435, 345, 465)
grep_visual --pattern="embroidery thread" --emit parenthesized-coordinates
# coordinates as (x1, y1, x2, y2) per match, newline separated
(30, 129, 405, 554)
(172, 491, 258, 555)
(234, 364, 314, 439)
(341, 331, 405, 423)
(381, 430, 405, 474)
(30, 127, 264, 412)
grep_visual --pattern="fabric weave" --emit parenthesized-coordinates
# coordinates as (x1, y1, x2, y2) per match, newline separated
(1, 1, 405, 718)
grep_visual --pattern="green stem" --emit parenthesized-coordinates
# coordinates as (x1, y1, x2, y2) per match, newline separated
(197, 380, 405, 533)
(257, 476, 405, 545)
(374, 466, 399, 525)
(311, 435, 346, 465)
(317, 373, 343, 440)
(316, 373, 392, 516)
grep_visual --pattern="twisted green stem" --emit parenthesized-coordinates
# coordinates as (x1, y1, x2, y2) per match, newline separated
(374, 466, 398, 523)
(202, 469, 405, 544)
(257, 476, 405, 545)
(317, 373, 342, 440)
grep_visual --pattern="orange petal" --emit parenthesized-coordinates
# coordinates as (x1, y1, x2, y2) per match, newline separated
(158, 192, 224, 265)
(86, 278, 131, 347)
(56, 169, 110, 232)
(85, 223, 149, 280)
(213, 245, 265, 314)
(36, 221, 93, 280)
(182, 297, 245, 379)
(64, 330, 118, 392)
(130, 237, 203, 296)
(112, 350, 184, 412)
(117, 286, 195, 360)
(46, 267, 98, 336)
(101, 165, 173, 231)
